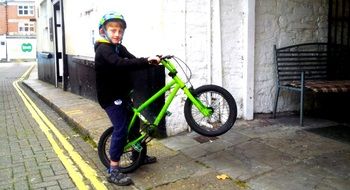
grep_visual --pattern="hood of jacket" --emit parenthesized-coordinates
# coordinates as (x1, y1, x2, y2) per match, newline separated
(94, 38, 113, 52)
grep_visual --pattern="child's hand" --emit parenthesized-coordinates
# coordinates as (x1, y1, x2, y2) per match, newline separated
(148, 56, 161, 65)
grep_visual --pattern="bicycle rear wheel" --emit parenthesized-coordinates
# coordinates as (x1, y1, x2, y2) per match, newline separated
(97, 127, 147, 173)
(184, 85, 237, 137)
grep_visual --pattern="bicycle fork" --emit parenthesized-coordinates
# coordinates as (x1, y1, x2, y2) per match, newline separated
(183, 87, 213, 117)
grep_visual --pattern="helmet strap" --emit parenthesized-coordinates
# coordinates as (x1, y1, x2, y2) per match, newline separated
(102, 27, 112, 43)
(102, 27, 123, 44)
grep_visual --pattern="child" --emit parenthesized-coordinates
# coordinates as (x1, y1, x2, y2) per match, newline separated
(94, 12, 159, 186)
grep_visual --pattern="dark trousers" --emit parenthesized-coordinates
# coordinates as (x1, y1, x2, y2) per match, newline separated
(104, 98, 140, 162)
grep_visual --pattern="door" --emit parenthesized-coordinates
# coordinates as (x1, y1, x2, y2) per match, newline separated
(328, 0, 350, 80)
(53, 0, 68, 90)
(328, 0, 349, 46)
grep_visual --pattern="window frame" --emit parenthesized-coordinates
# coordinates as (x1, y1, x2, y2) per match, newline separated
(18, 4, 35, 16)
(18, 22, 35, 34)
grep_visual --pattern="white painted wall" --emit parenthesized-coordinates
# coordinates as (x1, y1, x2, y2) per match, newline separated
(63, 0, 171, 57)
(36, 0, 54, 52)
(7, 38, 36, 60)
(163, 0, 248, 135)
(254, 0, 328, 113)
(0, 35, 6, 60)
(220, 0, 246, 117)
(61, 0, 238, 135)
(36, 0, 329, 135)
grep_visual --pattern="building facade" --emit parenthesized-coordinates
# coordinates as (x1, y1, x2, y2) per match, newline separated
(0, 0, 36, 61)
(36, 0, 335, 135)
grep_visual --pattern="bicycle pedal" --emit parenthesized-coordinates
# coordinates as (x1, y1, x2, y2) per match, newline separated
(132, 142, 143, 152)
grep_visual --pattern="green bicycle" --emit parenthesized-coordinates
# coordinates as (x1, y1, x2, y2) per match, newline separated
(97, 55, 237, 173)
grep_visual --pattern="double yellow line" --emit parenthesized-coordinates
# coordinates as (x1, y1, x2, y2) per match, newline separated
(13, 64, 107, 190)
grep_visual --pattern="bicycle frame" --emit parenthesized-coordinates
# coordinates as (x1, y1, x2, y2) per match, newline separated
(125, 58, 213, 151)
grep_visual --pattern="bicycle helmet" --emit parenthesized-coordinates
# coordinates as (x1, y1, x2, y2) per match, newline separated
(98, 12, 127, 30)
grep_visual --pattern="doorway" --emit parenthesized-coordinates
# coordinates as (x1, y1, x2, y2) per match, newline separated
(328, 0, 349, 46)
(323, 0, 350, 122)
(328, 0, 350, 80)
(52, 0, 68, 90)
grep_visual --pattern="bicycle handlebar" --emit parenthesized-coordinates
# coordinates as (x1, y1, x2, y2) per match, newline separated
(159, 55, 174, 60)
(158, 55, 192, 84)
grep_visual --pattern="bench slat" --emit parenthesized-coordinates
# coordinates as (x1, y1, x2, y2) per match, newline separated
(289, 80, 350, 93)
(277, 59, 327, 63)
(277, 51, 327, 54)
(279, 76, 327, 81)
(277, 63, 327, 66)
(277, 55, 328, 59)
(273, 42, 349, 126)
(278, 71, 327, 75)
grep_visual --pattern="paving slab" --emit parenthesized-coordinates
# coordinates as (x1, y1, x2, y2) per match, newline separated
(258, 129, 350, 159)
(248, 156, 350, 190)
(160, 133, 201, 151)
(219, 130, 252, 146)
(153, 172, 244, 190)
(131, 153, 208, 189)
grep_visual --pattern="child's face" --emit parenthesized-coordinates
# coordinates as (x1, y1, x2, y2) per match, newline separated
(104, 21, 124, 44)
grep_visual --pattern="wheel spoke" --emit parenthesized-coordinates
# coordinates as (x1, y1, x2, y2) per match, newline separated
(98, 129, 146, 173)
(191, 91, 232, 131)
(184, 85, 237, 136)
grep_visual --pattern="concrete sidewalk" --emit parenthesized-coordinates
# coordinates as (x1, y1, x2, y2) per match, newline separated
(23, 65, 350, 190)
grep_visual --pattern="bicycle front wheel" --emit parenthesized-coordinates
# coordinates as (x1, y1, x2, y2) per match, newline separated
(97, 127, 147, 173)
(184, 85, 237, 137)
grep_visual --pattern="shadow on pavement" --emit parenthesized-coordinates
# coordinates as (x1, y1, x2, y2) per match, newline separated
(305, 124, 350, 145)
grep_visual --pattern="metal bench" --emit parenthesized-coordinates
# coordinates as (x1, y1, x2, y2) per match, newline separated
(272, 42, 350, 125)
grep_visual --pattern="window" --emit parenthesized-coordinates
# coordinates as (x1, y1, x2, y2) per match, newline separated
(18, 5, 35, 16)
(18, 22, 35, 34)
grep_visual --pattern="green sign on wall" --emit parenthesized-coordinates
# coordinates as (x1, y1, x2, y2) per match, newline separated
(21, 43, 32, 52)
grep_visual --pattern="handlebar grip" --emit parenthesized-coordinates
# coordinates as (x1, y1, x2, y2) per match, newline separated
(160, 55, 174, 60)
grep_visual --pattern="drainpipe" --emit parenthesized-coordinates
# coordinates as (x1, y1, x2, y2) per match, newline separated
(243, 0, 255, 120)
(5, 1, 9, 61)
(213, 0, 222, 86)
(4, 1, 8, 34)
(60, 0, 68, 91)
(207, 0, 212, 84)
(208, 0, 223, 86)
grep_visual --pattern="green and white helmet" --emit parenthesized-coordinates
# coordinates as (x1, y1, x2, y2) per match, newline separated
(98, 12, 127, 30)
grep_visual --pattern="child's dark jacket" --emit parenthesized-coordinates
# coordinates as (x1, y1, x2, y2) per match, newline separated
(94, 41, 149, 108)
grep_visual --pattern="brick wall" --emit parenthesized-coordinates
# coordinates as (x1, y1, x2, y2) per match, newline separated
(7, 4, 35, 19)
(254, 0, 328, 113)
(221, 0, 245, 116)
(7, 22, 17, 33)
(6, 3, 36, 34)
(164, 0, 329, 133)
(0, 4, 7, 34)
(166, 0, 247, 135)
(165, 0, 210, 135)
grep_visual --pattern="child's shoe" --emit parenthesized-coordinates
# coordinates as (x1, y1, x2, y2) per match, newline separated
(107, 168, 133, 186)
